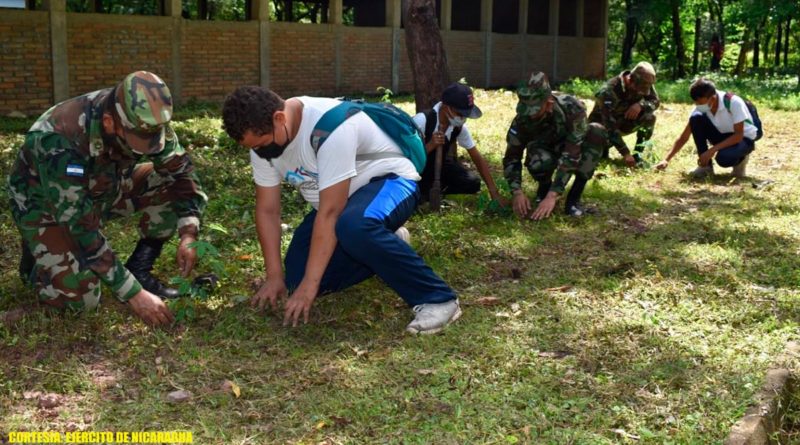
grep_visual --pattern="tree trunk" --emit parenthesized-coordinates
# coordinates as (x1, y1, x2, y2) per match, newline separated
(637, 27, 660, 64)
(734, 28, 751, 76)
(784, 17, 792, 67)
(621, 0, 637, 68)
(775, 20, 783, 66)
(670, 0, 686, 78)
(753, 26, 760, 69)
(403, 0, 450, 112)
(692, 17, 701, 74)
(199, 0, 209, 19)
(284, 0, 294, 21)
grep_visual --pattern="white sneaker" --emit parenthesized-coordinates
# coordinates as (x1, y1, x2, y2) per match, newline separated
(690, 164, 714, 179)
(394, 226, 411, 244)
(732, 155, 749, 178)
(405, 299, 462, 335)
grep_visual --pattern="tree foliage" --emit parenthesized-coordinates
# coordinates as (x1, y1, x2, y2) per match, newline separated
(609, 0, 799, 80)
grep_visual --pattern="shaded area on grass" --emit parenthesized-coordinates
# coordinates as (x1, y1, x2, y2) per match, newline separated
(0, 89, 799, 444)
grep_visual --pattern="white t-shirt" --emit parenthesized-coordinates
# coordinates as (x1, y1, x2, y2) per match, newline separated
(251, 97, 420, 209)
(691, 90, 758, 140)
(412, 102, 477, 150)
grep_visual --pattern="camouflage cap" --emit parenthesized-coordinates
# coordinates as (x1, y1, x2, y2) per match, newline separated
(114, 71, 173, 155)
(630, 61, 656, 95)
(516, 72, 552, 116)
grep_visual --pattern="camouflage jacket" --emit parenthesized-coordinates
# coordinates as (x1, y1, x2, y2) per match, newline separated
(588, 71, 660, 156)
(503, 93, 588, 195)
(7, 88, 207, 301)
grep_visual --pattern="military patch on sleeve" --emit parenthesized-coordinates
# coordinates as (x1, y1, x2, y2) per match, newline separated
(66, 163, 85, 177)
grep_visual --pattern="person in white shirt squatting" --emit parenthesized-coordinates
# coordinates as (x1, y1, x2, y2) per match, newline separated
(222, 86, 461, 334)
(655, 78, 758, 178)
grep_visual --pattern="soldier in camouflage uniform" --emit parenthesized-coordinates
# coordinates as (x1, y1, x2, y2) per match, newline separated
(7, 71, 207, 326)
(503, 72, 606, 220)
(588, 61, 659, 167)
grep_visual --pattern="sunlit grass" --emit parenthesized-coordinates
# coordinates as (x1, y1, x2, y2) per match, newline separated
(1, 85, 799, 444)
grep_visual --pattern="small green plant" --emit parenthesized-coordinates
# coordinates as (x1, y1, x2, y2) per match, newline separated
(167, 238, 225, 322)
(376, 86, 394, 103)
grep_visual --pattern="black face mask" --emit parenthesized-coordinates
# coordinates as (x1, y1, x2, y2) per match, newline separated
(252, 124, 290, 160)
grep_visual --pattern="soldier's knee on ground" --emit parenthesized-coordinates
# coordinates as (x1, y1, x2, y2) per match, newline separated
(639, 112, 657, 128)
(525, 147, 557, 177)
(24, 225, 102, 312)
(34, 264, 101, 312)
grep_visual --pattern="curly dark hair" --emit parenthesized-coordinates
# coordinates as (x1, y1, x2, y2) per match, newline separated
(222, 86, 285, 142)
(689, 78, 716, 101)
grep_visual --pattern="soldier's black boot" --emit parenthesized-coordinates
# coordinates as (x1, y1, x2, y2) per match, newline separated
(19, 241, 34, 284)
(125, 238, 181, 300)
(565, 176, 589, 217)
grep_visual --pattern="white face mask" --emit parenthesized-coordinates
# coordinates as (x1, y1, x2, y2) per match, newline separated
(695, 103, 711, 113)
(449, 116, 466, 127)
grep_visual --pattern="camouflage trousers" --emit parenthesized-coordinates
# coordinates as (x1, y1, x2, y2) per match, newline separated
(524, 122, 606, 182)
(617, 110, 656, 147)
(13, 162, 180, 311)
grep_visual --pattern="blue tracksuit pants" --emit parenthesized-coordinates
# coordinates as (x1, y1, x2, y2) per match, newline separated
(284, 174, 456, 307)
(690, 112, 755, 167)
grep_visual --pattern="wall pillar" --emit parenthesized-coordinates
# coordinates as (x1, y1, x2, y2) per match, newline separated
(519, 0, 529, 79)
(549, 0, 559, 80)
(481, 0, 493, 87)
(163, 0, 182, 102)
(387, 0, 401, 93)
(440, 0, 452, 31)
(43, 0, 68, 102)
(602, 0, 609, 77)
(330, 0, 343, 92)
(253, 0, 271, 90)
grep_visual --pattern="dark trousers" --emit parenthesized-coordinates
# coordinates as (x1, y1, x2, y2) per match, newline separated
(284, 175, 456, 307)
(689, 112, 754, 167)
(418, 154, 480, 200)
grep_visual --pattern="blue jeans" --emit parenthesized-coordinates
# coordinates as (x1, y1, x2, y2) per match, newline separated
(284, 174, 456, 307)
(690, 112, 754, 167)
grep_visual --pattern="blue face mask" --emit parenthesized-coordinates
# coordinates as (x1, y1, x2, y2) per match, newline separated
(252, 124, 290, 160)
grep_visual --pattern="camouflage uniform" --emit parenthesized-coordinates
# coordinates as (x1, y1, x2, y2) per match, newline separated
(503, 73, 606, 200)
(6, 72, 207, 311)
(588, 61, 660, 158)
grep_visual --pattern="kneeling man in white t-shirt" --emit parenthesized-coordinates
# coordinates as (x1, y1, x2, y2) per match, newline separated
(656, 78, 757, 178)
(222, 86, 461, 334)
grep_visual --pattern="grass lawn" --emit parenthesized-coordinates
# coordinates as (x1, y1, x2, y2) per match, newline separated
(1, 85, 799, 444)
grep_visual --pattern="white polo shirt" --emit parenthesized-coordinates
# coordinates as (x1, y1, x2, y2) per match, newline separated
(691, 90, 758, 140)
(251, 97, 420, 209)
(412, 102, 477, 150)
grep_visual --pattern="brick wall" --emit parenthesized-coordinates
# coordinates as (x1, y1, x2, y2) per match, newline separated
(67, 14, 173, 97)
(0, 10, 607, 116)
(182, 21, 259, 102)
(525, 35, 554, 80)
(489, 34, 524, 87)
(0, 10, 52, 115)
(270, 22, 337, 97)
(557, 37, 605, 80)
(339, 27, 393, 95)
(443, 31, 486, 87)
(396, 34, 414, 93)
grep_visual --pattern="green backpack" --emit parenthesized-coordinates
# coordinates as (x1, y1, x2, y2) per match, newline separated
(310, 100, 427, 173)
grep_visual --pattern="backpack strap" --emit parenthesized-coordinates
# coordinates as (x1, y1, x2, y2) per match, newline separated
(723, 92, 734, 113)
(722, 91, 756, 126)
(423, 109, 437, 143)
(311, 100, 407, 163)
(310, 101, 363, 153)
